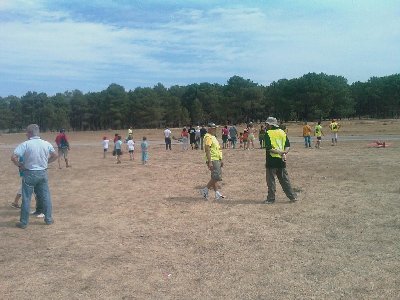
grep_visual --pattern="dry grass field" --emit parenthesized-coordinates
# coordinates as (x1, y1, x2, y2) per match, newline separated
(0, 119, 399, 299)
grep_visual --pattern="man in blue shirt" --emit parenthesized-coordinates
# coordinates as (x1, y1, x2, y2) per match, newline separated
(11, 124, 58, 229)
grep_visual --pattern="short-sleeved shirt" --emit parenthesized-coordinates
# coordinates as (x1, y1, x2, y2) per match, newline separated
(14, 136, 55, 171)
(164, 129, 171, 138)
(200, 128, 207, 137)
(203, 133, 222, 161)
(55, 133, 69, 149)
(229, 126, 238, 138)
(303, 125, 312, 137)
(127, 140, 135, 151)
(315, 125, 322, 137)
(115, 140, 123, 150)
(102, 139, 109, 149)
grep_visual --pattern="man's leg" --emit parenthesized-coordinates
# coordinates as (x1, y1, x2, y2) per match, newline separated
(57, 149, 62, 168)
(276, 168, 297, 201)
(266, 168, 276, 202)
(19, 171, 36, 226)
(35, 171, 53, 224)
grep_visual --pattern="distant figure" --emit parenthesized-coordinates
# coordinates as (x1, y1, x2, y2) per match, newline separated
(114, 135, 123, 164)
(242, 129, 249, 150)
(11, 124, 57, 229)
(229, 124, 238, 149)
(199, 123, 225, 200)
(239, 132, 244, 149)
(164, 127, 172, 150)
(195, 126, 201, 149)
(141, 136, 149, 165)
(302, 121, 312, 148)
(258, 125, 265, 148)
(247, 123, 256, 150)
(329, 119, 341, 145)
(264, 117, 297, 204)
(55, 128, 71, 168)
(222, 125, 229, 149)
(189, 125, 196, 150)
(127, 136, 135, 160)
(128, 126, 133, 139)
(200, 125, 207, 150)
(102, 136, 109, 158)
(181, 127, 189, 151)
(314, 121, 324, 148)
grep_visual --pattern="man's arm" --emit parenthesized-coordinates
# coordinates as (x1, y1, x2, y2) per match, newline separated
(205, 145, 212, 169)
(11, 154, 22, 167)
(48, 151, 58, 163)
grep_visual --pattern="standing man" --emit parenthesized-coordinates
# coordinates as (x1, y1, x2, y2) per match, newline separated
(11, 124, 57, 228)
(229, 124, 238, 149)
(55, 128, 71, 168)
(302, 121, 312, 148)
(200, 125, 207, 150)
(164, 127, 172, 150)
(199, 123, 225, 200)
(264, 117, 297, 204)
(329, 119, 340, 146)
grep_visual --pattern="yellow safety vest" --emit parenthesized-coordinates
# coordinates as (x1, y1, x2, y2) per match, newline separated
(267, 129, 287, 158)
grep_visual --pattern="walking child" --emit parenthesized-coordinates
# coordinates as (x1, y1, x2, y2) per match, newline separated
(127, 136, 135, 160)
(141, 136, 149, 165)
(102, 136, 109, 158)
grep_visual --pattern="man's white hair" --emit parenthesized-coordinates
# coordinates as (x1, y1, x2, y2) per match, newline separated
(26, 124, 40, 136)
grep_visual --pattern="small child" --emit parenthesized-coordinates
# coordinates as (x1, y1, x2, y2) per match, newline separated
(239, 132, 244, 149)
(102, 136, 109, 158)
(127, 136, 135, 161)
(242, 130, 249, 150)
(115, 135, 123, 164)
(141, 136, 149, 165)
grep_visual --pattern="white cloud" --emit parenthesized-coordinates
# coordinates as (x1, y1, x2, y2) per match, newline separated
(0, 1, 399, 96)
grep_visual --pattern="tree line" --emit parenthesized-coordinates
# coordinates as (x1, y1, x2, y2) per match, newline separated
(0, 73, 399, 132)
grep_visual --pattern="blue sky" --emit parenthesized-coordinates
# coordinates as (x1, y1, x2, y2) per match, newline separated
(0, 0, 399, 97)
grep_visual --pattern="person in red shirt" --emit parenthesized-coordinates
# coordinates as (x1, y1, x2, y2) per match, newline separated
(55, 129, 71, 168)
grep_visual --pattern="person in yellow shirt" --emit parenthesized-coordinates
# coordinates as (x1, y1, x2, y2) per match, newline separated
(199, 123, 225, 200)
(302, 121, 312, 148)
(314, 121, 324, 148)
(329, 119, 341, 146)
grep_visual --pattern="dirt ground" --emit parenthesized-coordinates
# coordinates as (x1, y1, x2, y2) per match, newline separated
(0, 119, 399, 299)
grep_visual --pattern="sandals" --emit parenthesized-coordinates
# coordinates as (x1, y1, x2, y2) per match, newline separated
(10, 203, 21, 209)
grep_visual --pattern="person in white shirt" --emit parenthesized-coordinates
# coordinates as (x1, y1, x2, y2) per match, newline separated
(102, 136, 109, 158)
(11, 124, 58, 229)
(164, 127, 172, 150)
(127, 136, 135, 160)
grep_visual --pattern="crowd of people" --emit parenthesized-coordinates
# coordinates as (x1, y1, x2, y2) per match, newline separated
(10, 119, 341, 228)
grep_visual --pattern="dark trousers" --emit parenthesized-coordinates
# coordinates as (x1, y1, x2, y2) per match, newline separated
(266, 168, 296, 201)
(165, 137, 171, 150)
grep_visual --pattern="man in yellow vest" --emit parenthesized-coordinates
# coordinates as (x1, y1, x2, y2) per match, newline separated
(329, 119, 340, 146)
(199, 122, 225, 200)
(264, 117, 297, 204)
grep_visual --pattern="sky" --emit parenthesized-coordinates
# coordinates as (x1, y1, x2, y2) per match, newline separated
(0, 0, 399, 97)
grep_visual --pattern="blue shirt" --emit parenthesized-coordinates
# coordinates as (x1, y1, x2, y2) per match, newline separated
(14, 136, 55, 170)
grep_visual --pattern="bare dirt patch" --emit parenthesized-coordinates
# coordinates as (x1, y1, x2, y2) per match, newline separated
(1, 120, 399, 299)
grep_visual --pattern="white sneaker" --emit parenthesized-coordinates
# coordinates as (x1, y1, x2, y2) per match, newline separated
(215, 191, 225, 200)
(199, 188, 208, 200)
(36, 213, 45, 218)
